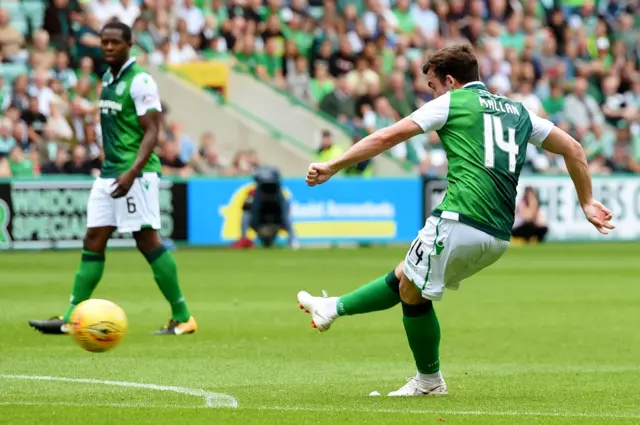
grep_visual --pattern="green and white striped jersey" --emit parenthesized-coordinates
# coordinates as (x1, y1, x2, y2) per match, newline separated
(411, 81, 554, 240)
(99, 57, 163, 178)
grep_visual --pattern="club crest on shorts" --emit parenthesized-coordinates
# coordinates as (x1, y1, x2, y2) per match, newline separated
(115, 81, 126, 96)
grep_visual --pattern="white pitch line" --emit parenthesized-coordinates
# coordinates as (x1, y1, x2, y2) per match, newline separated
(1, 400, 639, 420)
(0, 401, 207, 409)
(251, 405, 640, 419)
(0, 374, 238, 409)
(3, 375, 639, 419)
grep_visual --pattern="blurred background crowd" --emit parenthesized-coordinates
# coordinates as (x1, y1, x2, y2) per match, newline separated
(0, 0, 638, 178)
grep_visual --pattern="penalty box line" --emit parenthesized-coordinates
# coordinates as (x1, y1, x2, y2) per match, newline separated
(0, 374, 238, 409)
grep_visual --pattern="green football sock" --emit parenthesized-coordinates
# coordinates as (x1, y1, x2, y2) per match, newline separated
(145, 246, 191, 323)
(62, 250, 105, 322)
(337, 270, 401, 316)
(402, 302, 441, 374)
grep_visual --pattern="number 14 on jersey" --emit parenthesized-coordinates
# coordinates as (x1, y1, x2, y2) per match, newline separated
(483, 114, 518, 173)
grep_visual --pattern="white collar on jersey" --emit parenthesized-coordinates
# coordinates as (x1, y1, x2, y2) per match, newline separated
(462, 81, 487, 89)
(106, 57, 137, 84)
(114, 57, 137, 80)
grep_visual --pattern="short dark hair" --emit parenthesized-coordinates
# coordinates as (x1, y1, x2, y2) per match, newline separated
(101, 21, 133, 44)
(422, 44, 479, 85)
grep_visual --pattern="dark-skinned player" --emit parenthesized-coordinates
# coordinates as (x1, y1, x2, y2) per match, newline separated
(29, 21, 197, 336)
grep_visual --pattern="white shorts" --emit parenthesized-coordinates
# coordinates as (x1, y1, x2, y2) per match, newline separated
(86, 172, 161, 234)
(403, 216, 509, 301)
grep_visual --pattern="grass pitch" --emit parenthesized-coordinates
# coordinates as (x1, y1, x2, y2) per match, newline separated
(1, 244, 640, 424)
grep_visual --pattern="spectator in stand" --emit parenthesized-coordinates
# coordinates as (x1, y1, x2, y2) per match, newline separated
(113, 0, 141, 27)
(316, 130, 343, 165)
(329, 37, 355, 78)
(9, 146, 36, 177)
(22, 97, 47, 148)
(345, 57, 380, 97)
(52, 51, 78, 90)
(160, 141, 194, 177)
(512, 187, 548, 244)
(167, 120, 196, 165)
(42, 147, 69, 175)
(0, 117, 16, 158)
(48, 103, 74, 142)
(179, 0, 205, 37)
(63, 144, 93, 175)
(543, 80, 566, 124)
(230, 150, 257, 176)
(193, 131, 225, 175)
(30, 30, 56, 70)
(309, 63, 334, 107)
(319, 75, 356, 124)
(511, 77, 546, 117)
(76, 14, 106, 74)
(286, 55, 311, 104)
(11, 75, 30, 112)
(564, 77, 606, 140)
(43, 0, 77, 50)
(0, 7, 25, 62)
(385, 71, 416, 118)
(29, 69, 55, 117)
(255, 37, 284, 88)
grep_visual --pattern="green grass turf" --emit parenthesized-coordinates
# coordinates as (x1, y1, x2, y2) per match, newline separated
(1, 243, 640, 425)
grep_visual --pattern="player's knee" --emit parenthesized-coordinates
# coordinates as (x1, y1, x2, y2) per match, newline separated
(83, 228, 109, 253)
(133, 229, 162, 254)
(401, 300, 433, 317)
(399, 276, 424, 305)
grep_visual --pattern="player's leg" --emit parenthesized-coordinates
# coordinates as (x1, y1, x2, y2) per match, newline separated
(116, 173, 196, 335)
(389, 219, 509, 396)
(29, 178, 116, 334)
(133, 228, 196, 334)
(387, 216, 447, 396)
(387, 274, 446, 396)
(296, 262, 403, 332)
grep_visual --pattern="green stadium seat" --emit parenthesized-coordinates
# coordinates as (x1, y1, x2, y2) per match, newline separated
(12, 19, 29, 36)
(2, 2, 22, 19)
(308, 6, 324, 20)
(21, 2, 45, 28)
(0, 62, 28, 83)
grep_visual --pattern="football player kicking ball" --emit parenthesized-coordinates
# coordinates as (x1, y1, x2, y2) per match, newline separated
(298, 44, 613, 396)
(29, 22, 197, 336)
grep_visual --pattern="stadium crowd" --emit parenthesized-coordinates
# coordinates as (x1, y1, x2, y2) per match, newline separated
(0, 0, 261, 178)
(0, 0, 639, 177)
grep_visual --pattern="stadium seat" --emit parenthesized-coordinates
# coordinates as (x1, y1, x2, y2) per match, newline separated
(12, 18, 29, 36)
(2, 2, 22, 19)
(0, 62, 29, 83)
(21, 2, 45, 28)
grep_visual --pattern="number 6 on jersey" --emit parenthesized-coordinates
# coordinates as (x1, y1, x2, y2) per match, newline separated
(483, 114, 518, 173)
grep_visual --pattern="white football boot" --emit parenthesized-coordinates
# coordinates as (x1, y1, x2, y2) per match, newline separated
(388, 375, 448, 396)
(297, 290, 339, 332)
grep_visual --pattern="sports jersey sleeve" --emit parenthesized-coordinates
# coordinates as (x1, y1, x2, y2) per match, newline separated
(410, 91, 450, 133)
(129, 73, 163, 117)
(526, 107, 554, 147)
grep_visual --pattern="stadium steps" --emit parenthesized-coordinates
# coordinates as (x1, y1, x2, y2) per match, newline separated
(147, 66, 310, 176)
(227, 71, 410, 176)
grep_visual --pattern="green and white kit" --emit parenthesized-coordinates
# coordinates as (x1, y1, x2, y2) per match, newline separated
(88, 58, 163, 233)
(404, 82, 554, 300)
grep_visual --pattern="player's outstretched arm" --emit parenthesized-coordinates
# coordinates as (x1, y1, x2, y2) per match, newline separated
(306, 117, 423, 186)
(306, 94, 450, 187)
(541, 127, 614, 234)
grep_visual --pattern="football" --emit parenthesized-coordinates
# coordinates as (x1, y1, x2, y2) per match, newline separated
(69, 299, 128, 353)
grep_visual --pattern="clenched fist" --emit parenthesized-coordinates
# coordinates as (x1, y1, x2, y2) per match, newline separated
(306, 162, 336, 187)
